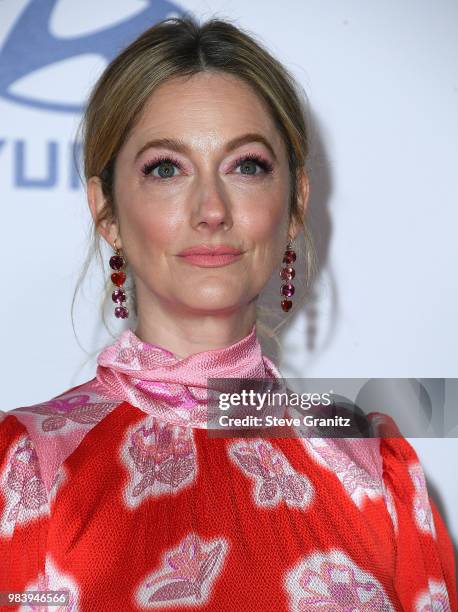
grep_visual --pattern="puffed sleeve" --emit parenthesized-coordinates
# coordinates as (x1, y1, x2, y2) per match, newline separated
(0, 410, 50, 597)
(368, 412, 457, 609)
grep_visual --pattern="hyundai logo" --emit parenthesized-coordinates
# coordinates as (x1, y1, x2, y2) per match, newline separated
(0, 0, 185, 113)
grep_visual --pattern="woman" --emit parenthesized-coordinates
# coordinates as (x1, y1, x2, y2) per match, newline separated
(0, 16, 456, 612)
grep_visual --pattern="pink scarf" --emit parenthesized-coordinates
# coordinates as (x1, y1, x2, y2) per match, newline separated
(96, 323, 283, 428)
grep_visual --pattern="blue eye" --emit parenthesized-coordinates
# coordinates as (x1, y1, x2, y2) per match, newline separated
(141, 153, 274, 180)
(141, 156, 181, 179)
(233, 154, 274, 175)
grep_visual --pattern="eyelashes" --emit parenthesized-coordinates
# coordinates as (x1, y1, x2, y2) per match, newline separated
(141, 154, 182, 178)
(232, 153, 274, 175)
(140, 153, 274, 180)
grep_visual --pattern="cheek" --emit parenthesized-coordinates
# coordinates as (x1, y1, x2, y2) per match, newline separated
(118, 197, 180, 254)
(113, 170, 183, 250)
(245, 197, 289, 248)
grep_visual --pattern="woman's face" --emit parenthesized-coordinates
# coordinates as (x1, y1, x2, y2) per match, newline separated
(88, 71, 308, 319)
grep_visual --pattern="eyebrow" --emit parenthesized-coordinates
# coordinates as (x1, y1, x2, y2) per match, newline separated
(134, 132, 278, 163)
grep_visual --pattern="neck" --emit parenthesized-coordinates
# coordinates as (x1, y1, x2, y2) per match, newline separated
(134, 303, 258, 360)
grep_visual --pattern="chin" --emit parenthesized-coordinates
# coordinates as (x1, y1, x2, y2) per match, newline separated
(180, 297, 243, 315)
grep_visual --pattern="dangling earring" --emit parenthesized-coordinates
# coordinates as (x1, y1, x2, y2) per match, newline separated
(280, 239, 296, 312)
(109, 238, 129, 319)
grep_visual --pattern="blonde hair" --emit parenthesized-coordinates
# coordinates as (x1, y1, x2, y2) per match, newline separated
(73, 15, 318, 351)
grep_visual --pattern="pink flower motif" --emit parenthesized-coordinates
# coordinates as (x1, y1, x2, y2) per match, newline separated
(141, 533, 228, 607)
(131, 421, 192, 463)
(19, 392, 115, 433)
(6, 438, 48, 524)
(285, 550, 395, 611)
(159, 533, 207, 583)
(257, 442, 284, 475)
(228, 440, 313, 509)
(45, 395, 90, 414)
(302, 439, 382, 510)
(124, 418, 197, 502)
(298, 562, 386, 610)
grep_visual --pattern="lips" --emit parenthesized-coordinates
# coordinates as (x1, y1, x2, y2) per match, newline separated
(176, 245, 244, 268)
(178, 245, 243, 256)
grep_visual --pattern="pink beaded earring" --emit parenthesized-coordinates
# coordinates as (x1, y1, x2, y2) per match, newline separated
(280, 239, 296, 311)
(109, 239, 129, 319)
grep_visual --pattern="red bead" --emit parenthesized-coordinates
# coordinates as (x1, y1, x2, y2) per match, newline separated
(112, 289, 126, 303)
(283, 250, 296, 264)
(111, 271, 126, 286)
(281, 299, 293, 312)
(109, 255, 124, 270)
(280, 266, 295, 281)
(114, 305, 129, 319)
(281, 283, 295, 297)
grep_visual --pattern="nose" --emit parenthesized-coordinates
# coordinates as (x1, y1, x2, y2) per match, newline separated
(190, 175, 233, 232)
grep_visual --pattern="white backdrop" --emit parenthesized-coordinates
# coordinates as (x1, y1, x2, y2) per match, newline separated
(1, 0, 457, 569)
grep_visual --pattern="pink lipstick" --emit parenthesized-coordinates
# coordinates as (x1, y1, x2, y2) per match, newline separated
(177, 244, 244, 268)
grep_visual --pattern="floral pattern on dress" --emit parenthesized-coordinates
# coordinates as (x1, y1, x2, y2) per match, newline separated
(415, 578, 452, 611)
(19, 553, 80, 611)
(409, 462, 437, 538)
(7, 379, 121, 497)
(227, 439, 314, 509)
(136, 532, 229, 608)
(284, 549, 395, 611)
(0, 433, 51, 537)
(119, 415, 197, 509)
(300, 438, 383, 510)
(13, 381, 119, 435)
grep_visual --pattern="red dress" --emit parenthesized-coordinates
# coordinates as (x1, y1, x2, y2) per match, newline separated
(1, 325, 456, 611)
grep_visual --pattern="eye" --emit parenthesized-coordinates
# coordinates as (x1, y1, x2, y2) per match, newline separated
(233, 154, 274, 176)
(141, 153, 274, 180)
(141, 155, 183, 179)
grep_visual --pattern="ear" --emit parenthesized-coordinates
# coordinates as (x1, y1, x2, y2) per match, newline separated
(288, 168, 310, 242)
(87, 176, 121, 249)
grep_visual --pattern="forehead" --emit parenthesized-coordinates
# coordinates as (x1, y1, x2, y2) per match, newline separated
(127, 71, 283, 151)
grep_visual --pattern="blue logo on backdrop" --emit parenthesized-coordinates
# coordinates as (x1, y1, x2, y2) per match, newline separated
(0, 0, 186, 189)
(0, 0, 185, 112)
